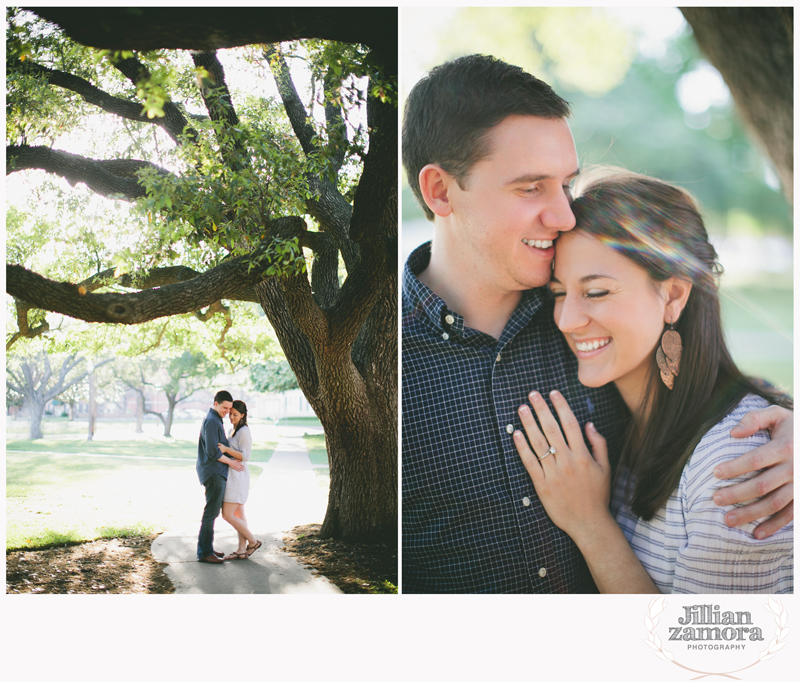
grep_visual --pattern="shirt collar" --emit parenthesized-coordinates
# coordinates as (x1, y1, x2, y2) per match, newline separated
(403, 241, 547, 340)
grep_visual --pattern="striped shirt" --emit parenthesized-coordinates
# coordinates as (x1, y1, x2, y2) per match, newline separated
(402, 242, 627, 593)
(613, 394, 793, 593)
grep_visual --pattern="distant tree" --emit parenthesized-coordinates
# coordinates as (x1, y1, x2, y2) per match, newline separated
(6, 352, 110, 439)
(250, 359, 299, 394)
(7, 384, 24, 416)
(57, 378, 87, 421)
(117, 352, 220, 437)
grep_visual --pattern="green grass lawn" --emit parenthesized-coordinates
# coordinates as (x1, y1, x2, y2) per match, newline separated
(6, 439, 271, 550)
(720, 280, 793, 395)
(6, 437, 278, 463)
(304, 433, 330, 490)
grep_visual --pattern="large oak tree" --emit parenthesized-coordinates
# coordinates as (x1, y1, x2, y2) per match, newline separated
(6, 7, 398, 543)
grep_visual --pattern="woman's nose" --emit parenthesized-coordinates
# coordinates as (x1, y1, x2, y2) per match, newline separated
(555, 296, 588, 333)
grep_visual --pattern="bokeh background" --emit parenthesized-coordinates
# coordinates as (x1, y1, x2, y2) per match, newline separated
(401, 7, 792, 395)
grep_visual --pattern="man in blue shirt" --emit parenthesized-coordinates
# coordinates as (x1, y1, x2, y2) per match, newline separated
(401, 55, 794, 592)
(196, 389, 244, 563)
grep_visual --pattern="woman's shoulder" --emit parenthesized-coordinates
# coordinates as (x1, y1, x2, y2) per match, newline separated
(681, 394, 771, 499)
(700, 392, 769, 442)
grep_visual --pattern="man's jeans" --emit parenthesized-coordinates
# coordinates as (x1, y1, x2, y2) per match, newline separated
(197, 473, 226, 559)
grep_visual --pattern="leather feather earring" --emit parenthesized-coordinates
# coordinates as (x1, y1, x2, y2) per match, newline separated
(656, 323, 682, 390)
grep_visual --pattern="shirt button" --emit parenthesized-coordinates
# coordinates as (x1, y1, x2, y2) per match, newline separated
(442, 332, 449, 340)
(539, 567, 547, 578)
(445, 314, 455, 325)
(506, 424, 514, 434)
(496, 354, 501, 362)
(522, 497, 530, 507)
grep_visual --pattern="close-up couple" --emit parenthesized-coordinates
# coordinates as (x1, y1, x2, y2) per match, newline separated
(401, 55, 793, 593)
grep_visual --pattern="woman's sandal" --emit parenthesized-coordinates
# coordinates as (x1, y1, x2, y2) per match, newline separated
(245, 540, 263, 557)
(224, 551, 248, 560)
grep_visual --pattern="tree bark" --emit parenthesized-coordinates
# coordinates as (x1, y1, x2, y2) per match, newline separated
(28, 398, 46, 440)
(32, 7, 397, 57)
(680, 7, 793, 202)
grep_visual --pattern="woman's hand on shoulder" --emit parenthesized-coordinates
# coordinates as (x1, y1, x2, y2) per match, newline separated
(513, 390, 612, 541)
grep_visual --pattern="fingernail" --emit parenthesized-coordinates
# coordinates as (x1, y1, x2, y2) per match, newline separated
(713, 467, 722, 479)
(713, 494, 723, 505)
(529, 391, 541, 402)
(756, 531, 766, 540)
(727, 514, 737, 525)
(550, 390, 561, 398)
(587, 422, 595, 431)
(519, 405, 530, 415)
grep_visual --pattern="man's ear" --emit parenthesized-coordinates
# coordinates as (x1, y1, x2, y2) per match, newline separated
(664, 278, 693, 324)
(418, 164, 454, 218)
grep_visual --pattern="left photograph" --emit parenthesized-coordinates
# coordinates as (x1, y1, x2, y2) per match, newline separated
(6, 6, 398, 594)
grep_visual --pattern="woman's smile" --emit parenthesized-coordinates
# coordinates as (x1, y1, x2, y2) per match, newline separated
(550, 231, 672, 412)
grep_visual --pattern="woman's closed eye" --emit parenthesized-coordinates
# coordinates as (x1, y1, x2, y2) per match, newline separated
(549, 288, 609, 300)
(586, 289, 609, 299)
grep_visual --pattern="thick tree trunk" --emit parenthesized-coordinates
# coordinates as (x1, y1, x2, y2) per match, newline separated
(135, 393, 144, 433)
(319, 401, 397, 543)
(164, 393, 177, 437)
(680, 7, 793, 203)
(255, 279, 398, 545)
(28, 399, 45, 440)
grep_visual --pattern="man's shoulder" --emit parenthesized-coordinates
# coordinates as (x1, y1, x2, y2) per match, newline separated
(201, 408, 221, 427)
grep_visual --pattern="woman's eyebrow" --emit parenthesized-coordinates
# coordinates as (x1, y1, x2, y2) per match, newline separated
(580, 274, 616, 283)
(550, 274, 616, 285)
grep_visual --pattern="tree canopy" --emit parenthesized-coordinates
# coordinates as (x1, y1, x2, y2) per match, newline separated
(6, 7, 398, 543)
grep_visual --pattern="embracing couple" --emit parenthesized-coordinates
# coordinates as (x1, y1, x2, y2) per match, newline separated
(196, 390, 262, 563)
(402, 55, 793, 593)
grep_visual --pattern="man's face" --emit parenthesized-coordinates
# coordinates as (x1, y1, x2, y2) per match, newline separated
(446, 114, 578, 292)
(214, 401, 232, 418)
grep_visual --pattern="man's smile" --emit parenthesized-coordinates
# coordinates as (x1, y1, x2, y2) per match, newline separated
(522, 238, 555, 249)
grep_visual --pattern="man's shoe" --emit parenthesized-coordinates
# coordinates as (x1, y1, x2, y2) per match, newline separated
(199, 554, 225, 564)
(213, 550, 224, 558)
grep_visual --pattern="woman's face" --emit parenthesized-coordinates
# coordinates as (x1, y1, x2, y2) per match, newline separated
(550, 231, 671, 411)
(229, 408, 243, 426)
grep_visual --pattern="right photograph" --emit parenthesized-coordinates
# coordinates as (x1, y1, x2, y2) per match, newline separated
(400, 7, 793, 594)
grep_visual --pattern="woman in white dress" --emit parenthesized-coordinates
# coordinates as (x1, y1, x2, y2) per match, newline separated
(513, 167, 792, 593)
(219, 400, 262, 559)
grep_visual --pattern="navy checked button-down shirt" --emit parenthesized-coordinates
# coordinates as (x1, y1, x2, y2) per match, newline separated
(402, 242, 627, 593)
(196, 408, 230, 485)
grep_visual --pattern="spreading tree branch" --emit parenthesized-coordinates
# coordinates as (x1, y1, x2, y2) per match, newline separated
(7, 300, 51, 351)
(6, 145, 173, 200)
(265, 46, 357, 269)
(112, 56, 199, 144)
(6, 219, 306, 324)
(191, 51, 248, 170)
(323, 64, 347, 174)
(31, 7, 397, 54)
(10, 58, 195, 145)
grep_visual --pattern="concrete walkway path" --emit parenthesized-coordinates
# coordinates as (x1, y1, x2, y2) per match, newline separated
(151, 432, 341, 594)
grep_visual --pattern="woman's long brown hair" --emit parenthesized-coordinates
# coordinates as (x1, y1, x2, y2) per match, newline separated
(231, 400, 248, 437)
(570, 167, 791, 520)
